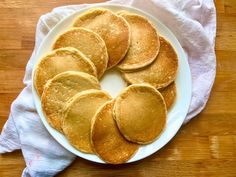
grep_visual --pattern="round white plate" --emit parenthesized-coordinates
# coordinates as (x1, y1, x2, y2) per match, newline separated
(32, 4, 192, 163)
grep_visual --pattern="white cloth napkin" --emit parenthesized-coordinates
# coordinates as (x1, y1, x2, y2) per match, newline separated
(0, 0, 216, 176)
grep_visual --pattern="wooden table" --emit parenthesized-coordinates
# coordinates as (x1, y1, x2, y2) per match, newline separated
(0, 0, 235, 176)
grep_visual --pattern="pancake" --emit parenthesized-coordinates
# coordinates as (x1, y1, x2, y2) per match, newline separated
(34, 47, 97, 96)
(123, 37, 178, 89)
(113, 84, 167, 144)
(53, 27, 108, 78)
(41, 71, 100, 132)
(62, 89, 112, 153)
(159, 82, 176, 110)
(91, 100, 139, 164)
(73, 8, 130, 69)
(117, 11, 160, 71)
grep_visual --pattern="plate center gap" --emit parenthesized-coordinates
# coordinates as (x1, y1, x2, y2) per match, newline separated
(100, 68, 127, 98)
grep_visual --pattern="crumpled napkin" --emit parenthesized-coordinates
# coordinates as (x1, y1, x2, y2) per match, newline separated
(0, 0, 216, 176)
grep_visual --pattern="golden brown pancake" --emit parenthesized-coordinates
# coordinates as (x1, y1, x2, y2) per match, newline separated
(91, 100, 139, 164)
(73, 8, 130, 69)
(123, 37, 178, 89)
(117, 11, 160, 71)
(62, 89, 112, 153)
(41, 71, 100, 132)
(34, 47, 97, 96)
(53, 27, 108, 78)
(113, 84, 167, 144)
(159, 82, 176, 110)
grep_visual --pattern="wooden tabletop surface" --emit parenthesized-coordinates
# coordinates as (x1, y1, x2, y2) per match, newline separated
(0, 0, 235, 176)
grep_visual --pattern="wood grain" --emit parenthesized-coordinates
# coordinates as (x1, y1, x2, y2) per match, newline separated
(0, 0, 236, 176)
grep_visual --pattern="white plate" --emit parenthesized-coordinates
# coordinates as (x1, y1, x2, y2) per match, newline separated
(32, 4, 191, 163)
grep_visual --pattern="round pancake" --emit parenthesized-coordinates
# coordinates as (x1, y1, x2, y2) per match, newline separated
(159, 82, 176, 110)
(117, 11, 160, 71)
(73, 8, 130, 69)
(41, 71, 100, 132)
(123, 37, 178, 89)
(34, 47, 97, 96)
(53, 27, 108, 78)
(113, 84, 167, 144)
(91, 100, 139, 164)
(62, 89, 112, 153)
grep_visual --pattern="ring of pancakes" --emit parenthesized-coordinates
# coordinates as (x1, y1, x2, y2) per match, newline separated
(74, 8, 130, 69)
(34, 47, 97, 96)
(91, 100, 139, 164)
(35, 8, 179, 164)
(53, 27, 108, 78)
(113, 84, 167, 144)
(117, 11, 160, 71)
(62, 89, 112, 153)
(41, 71, 100, 132)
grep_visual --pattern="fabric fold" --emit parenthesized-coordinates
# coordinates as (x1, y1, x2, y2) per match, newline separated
(0, 115, 21, 153)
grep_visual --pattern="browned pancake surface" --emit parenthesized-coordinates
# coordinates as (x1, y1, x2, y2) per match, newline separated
(123, 37, 178, 89)
(34, 47, 97, 96)
(114, 84, 167, 144)
(117, 11, 160, 71)
(62, 89, 112, 153)
(91, 100, 139, 164)
(53, 27, 108, 78)
(159, 82, 176, 110)
(41, 71, 100, 132)
(74, 8, 130, 69)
